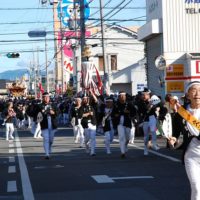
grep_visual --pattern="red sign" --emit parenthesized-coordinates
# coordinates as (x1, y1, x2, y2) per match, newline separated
(196, 60, 200, 74)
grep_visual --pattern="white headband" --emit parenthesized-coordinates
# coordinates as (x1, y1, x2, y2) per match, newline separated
(186, 81, 200, 93)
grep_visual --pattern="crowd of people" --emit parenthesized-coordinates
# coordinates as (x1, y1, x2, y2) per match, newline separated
(0, 87, 185, 158)
(1, 81, 200, 200)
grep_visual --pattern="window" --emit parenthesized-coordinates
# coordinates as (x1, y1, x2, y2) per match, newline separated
(111, 55, 117, 71)
(98, 56, 104, 71)
(98, 54, 117, 71)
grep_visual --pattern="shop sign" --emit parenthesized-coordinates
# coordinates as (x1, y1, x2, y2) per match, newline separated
(166, 64, 184, 77)
(185, 0, 200, 14)
(185, 8, 200, 14)
(185, 0, 200, 3)
(166, 81, 184, 93)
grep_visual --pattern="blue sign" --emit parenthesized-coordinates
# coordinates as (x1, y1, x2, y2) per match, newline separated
(185, 0, 200, 3)
(57, 0, 91, 28)
(28, 30, 46, 37)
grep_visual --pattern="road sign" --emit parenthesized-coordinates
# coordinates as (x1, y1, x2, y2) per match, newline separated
(28, 30, 46, 37)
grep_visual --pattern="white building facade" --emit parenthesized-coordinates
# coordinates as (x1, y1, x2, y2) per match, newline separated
(138, 0, 200, 98)
(87, 25, 146, 95)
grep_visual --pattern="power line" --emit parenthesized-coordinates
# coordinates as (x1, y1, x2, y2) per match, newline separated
(0, 17, 145, 26)
(0, 6, 145, 10)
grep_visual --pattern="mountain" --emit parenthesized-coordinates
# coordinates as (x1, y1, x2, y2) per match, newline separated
(0, 69, 29, 80)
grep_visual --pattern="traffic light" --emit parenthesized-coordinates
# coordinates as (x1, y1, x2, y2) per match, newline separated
(6, 53, 20, 58)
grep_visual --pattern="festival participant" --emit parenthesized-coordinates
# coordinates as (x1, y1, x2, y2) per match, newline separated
(37, 92, 58, 159)
(99, 97, 114, 154)
(174, 81, 200, 200)
(79, 94, 97, 156)
(70, 97, 84, 147)
(112, 91, 137, 158)
(142, 95, 161, 155)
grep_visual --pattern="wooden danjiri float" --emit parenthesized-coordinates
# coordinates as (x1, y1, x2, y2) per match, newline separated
(6, 77, 27, 97)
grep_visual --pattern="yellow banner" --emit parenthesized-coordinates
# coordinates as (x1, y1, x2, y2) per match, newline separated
(166, 64, 184, 77)
(167, 81, 184, 93)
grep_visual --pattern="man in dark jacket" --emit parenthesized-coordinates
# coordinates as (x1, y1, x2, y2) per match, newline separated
(112, 91, 137, 158)
(38, 92, 57, 159)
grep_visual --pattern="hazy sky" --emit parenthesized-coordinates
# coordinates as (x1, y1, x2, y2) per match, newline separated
(0, 0, 146, 73)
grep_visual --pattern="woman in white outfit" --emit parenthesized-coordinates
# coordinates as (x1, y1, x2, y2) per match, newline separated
(70, 98, 84, 147)
(4, 102, 16, 141)
(174, 81, 200, 200)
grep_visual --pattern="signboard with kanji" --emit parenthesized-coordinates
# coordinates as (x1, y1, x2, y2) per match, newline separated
(166, 81, 184, 93)
(166, 64, 184, 77)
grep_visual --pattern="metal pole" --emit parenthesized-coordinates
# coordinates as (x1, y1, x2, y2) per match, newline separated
(45, 36, 49, 92)
(99, 0, 109, 93)
(78, 0, 86, 93)
(59, 0, 64, 94)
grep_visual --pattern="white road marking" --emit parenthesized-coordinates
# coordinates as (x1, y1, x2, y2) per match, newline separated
(8, 166, 16, 173)
(15, 131, 34, 200)
(9, 149, 15, 154)
(34, 164, 64, 170)
(91, 175, 154, 183)
(113, 139, 181, 163)
(91, 175, 114, 183)
(112, 176, 154, 180)
(9, 156, 15, 163)
(9, 143, 14, 148)
(7, 181, 17, 192)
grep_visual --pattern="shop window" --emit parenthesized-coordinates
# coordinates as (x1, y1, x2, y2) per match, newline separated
(111, 55, 117, 71)
(98, 56, 104, 71)
(98, 54, 117, 71)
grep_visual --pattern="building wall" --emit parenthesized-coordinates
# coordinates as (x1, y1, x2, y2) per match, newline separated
(88, 26, 146, 95)
(111, 83, 132, 95)
(146, 0, 162, 21)
(139, 0, 200, 99)
(163, 0, 200, 54)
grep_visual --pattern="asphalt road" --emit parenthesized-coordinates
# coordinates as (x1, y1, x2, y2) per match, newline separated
(0, 126, 190, 200)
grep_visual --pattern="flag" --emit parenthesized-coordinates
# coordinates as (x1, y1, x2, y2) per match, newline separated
(38, 82, 44, 94)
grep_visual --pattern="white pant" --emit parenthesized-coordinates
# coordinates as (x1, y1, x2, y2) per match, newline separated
(34, 123, 42, 138)
(5, 123, 14, 140)
(117, 125, 130, 154)
(185, 138, 200, 200)
(73, 125, 84, 146)
(42, 129, 56, 156)
(143, 120, 157, 147)
(104, 129, 114, 153)
(84, 123, 96, 155)
(130, 125, 135, 143)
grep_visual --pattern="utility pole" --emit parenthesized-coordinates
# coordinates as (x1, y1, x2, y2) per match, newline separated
(59, 0, 64, 94)
(45, 36, 49, 92)
(78, 0, 86, 93)
(99, 0, 109, 93)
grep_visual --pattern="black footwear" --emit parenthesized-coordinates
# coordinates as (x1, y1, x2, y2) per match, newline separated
(121, 154, 126, 159)
(44, 156, 50, 160)
(90, 153, 96, 156)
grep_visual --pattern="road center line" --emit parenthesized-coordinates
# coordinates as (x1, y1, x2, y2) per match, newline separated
(15, 131, 34, 200)
(9, 149, 15, 154)
(7, 181, 17, 192)
(8, 166, 16, 173)
(9, 157, 15, 163)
